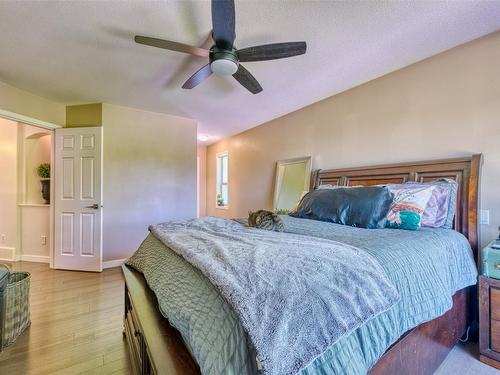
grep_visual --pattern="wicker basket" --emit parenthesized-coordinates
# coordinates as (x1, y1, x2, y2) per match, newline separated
(1, 265, 31, 349)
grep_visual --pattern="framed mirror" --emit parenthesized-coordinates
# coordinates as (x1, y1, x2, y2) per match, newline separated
(273, 156, 312, 212)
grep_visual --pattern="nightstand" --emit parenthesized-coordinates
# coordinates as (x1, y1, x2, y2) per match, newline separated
(479, 275, 500, 369)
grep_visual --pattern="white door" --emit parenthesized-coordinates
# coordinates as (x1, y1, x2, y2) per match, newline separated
(54, 127, 103, 271)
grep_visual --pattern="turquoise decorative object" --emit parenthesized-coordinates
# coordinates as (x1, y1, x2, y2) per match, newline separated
(387, 211, 421, 230)
(481, 239, 500, 280)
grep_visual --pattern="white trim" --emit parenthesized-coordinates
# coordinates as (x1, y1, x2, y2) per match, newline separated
(49, 131, 55, 268)
(197, 156, 200, 217)
(103, 258, 126, 269)
(20, 254, 50, 263)
(18, 203, 50, 207)
(0, 246, 16, 261)
(0, 109, 61, 130)
(215, 151, 229, 209)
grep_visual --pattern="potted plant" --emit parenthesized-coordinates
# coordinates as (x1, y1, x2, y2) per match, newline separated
(37, 163, 50, 204)
(217, 193, 225, 207)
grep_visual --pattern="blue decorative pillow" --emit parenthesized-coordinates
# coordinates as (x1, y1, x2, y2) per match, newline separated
(290, 186, 394, 229)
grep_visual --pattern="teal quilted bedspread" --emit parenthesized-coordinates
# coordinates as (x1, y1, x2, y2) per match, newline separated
(126, 216, 477, 375)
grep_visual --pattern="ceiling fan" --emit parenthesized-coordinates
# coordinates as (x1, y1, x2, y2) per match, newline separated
(134, 0, 307, 94)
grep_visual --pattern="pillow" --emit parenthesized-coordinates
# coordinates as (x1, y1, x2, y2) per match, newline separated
(435, 179, 458, 229)
(316, 184, 339, 190)
(385, 185, 435, 230)
(402, 179, 458, 228)
(290, 186, 394, 229)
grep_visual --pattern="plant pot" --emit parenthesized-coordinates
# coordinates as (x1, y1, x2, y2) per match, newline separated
(40, 179, 50, 204)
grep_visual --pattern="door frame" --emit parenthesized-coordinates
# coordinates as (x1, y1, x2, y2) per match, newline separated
(0, 108, 61, 268)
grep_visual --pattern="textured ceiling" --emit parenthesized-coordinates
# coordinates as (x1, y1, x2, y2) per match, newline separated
(1, 1, 500, 144)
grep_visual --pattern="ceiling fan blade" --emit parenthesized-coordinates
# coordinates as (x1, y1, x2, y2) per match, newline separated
(237, 42, 307, 62)
(182, 64, 213, 89)
(211, 0, 235, 50)
(232, 64, 262, 94)
(135, 35, 209, 58)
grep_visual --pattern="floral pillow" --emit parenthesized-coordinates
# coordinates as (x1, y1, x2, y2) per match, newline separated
(385, 185, 435, 230)
(402, 179, 458, 228)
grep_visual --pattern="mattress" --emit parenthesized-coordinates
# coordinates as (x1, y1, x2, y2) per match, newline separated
(127, 215, 477, 375)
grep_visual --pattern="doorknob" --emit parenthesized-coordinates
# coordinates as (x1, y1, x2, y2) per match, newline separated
(85, 204, 100, 209)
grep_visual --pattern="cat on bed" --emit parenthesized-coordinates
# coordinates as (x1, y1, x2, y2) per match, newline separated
(248, 210, 284, 232)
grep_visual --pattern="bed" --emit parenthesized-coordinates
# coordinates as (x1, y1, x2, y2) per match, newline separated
(122, 154, 482, 375)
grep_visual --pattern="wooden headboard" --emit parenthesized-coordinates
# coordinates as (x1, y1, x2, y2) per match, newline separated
(311, 154, 483, 259)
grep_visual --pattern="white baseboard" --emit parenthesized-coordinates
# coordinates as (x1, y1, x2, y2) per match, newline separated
(0, 246, 15, 262)
(21, 254, 50, 263)
(103, 258, 126, 269)
(1, 248, 50, 264)
(1, 253, 125, 268)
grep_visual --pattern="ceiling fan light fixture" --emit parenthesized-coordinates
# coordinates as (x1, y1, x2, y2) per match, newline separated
(197, 134, 210, 142)
(134, 0, 307, 93)
(210, 59, 238, 76)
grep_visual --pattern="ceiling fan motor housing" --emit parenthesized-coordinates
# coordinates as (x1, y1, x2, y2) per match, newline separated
(210, 47, 239, 76)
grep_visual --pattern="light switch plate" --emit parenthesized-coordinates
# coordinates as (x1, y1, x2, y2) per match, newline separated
(480, 209, 490, 225)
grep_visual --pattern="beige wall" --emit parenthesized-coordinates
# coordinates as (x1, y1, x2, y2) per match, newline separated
(20, 124, 52, 262)
(0, 118, 18, 258)
(0, 80, 65, 125)
(0, 120, 53, 262)
(64, 102, 199, 261)
(20, 206, 50, 260)
(0, 119, 53, 262)
(207, 31, 500, 248)
(102, 104, 197, 261)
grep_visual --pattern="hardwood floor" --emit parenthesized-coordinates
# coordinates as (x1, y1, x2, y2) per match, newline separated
(0, 262, 131, 375)
(0, 261, 495, 375)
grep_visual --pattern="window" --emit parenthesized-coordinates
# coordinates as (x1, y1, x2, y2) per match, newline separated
(216, 151, 229, 208)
